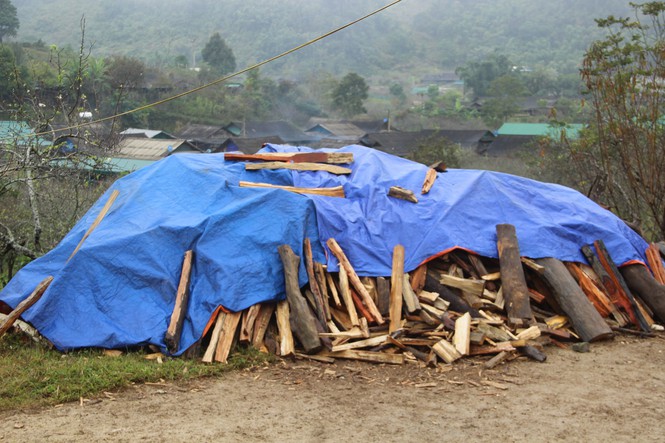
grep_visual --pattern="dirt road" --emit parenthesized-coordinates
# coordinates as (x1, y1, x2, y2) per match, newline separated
(2, 336, 665, 442)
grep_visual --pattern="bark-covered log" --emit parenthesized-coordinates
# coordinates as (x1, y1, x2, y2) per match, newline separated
(621, 264, 665, 323)
(536, 257, 613, 342)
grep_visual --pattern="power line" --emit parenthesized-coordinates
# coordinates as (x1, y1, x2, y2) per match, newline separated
(14, 0, 404, 141)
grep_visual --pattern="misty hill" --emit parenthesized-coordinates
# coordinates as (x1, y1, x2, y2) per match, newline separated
(13, 0, 631, 77)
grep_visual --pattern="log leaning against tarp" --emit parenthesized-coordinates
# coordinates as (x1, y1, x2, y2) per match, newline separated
(496, 224, 533, 324)
(535, 257, 613, 342)
(278, 244, 322, 354)
(224, 151, 354, 164)
(621, 264, 665, 323)
(165, 250, 194, 354)
(0, 276, 53, 338)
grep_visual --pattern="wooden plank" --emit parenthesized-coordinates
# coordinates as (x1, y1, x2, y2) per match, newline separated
(388, 186, 418, 203)
(68, 190, 119, 261)
(251, 303, 275, 349)
(224, 151, 354, 164)
(165, 250, 194, 354)
(421, 168, 437, 194)
(496, 224, 532, 322)
(536, 257, 613, 342)
(313, 262, 331, 321)
(390, 245, 405, 333)
(239, 181, 344, 198)
(304, 238, 328, 324)
(0, 276, 53, 338)
(331, 334, 388, 352)
(326, 238, 384, 324)
(245, 161, 351, 175)
(278, 245, 322, 354)
(453, 312, 471, 356)
(275, 300, 295, 357)
(436, 274, 485, 298)
(202, 311, 226, 363)
(213, 311, 242, 363)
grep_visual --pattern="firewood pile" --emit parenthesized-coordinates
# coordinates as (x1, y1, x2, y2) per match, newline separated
(184, 233, 665, 367)
(2, 151, 665, 370)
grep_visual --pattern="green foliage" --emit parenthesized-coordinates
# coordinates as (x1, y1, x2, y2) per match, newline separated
(201, 32, 236, 76)
(105, 55, 145, 89)
(410, 133, 462, 168)
(332, 72, 369, 118)
(456, 53, 512, 96)
(0, 45, 16, 98)
(481, 74, 528, 127)
(578, 2, 665, 239)
(0, 333, 271, 410)
(0, 0, 19, 43)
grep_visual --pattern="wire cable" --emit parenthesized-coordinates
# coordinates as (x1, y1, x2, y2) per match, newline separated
(14, 0, 404, 140)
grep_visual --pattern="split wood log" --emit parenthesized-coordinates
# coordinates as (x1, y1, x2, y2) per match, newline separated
(338, 267, 360, 327)
(278, 245, 322, 354)
(484, 351, 512, 369)
(331, 334, 388, 352)
(496, 224, 533, 323)
(435, 273, 485, 299)
(520, 345, 547, 362)
(646, 243, 665, 284)
(361, 277, 379, 306)
(432, 338, 462, 363)
(68, 189, 120, 261)
(390, 245, 405, 333)
(326, 238, 384, 324)
(329, 306, 354, 331)
(224, 151, 354, 164)
(165, 250, 193, 354)
(251, 303, 276, 350)
(245, 161, 352, 175)
(275, 301, 295, 357)
(620, 264, 665, 323)
(593, 240, 649, 331)
(402, 275, 421, 314)
(535, 257, 613, 342)
(202, 311, 226, 363)
(454, 312, 471, 356)
(213, 311, 242, 363)
(567, 263, 625, 324)
(0, 276, 53, 339)
(515, 325, 541, 341)
(388, 186, 418, 203)
(239, 304, 262, 344)
(350, 289, 376, 323)
(376, 277, 391, 317)
(468, 253, 497, 291)
(239, 181, 345, 198)
(325, 272, 342, 308)
(581, 244, 639, 326)
(304, 238, 328, 324)
(421, 168, 437, 194)
(410, 264, 428, 293)
(429, 160, 447, 172)
(424, 271, 480, 317)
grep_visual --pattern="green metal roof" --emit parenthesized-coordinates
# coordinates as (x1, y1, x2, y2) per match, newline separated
(0, 121, 51, 146)
(497, 122, 585, 139)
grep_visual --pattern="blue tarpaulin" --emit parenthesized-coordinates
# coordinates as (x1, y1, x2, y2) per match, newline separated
(0, 145, 649, 353)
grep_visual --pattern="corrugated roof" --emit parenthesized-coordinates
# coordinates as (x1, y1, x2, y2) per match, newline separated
(498, 123, 584, 138)
(120, 128, 175, 139)
(116, 138, 198, 160)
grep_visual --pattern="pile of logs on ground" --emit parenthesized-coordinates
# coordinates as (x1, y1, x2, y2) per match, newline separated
(172, 225, 665, 367)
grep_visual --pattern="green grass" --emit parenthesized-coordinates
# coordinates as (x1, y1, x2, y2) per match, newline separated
(0, 333, 272, 411)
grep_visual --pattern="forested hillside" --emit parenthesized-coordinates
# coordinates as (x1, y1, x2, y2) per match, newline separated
(13, 0, 632, 75)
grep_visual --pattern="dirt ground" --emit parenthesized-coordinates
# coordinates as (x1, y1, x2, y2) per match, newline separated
(2, 335, 665, 443)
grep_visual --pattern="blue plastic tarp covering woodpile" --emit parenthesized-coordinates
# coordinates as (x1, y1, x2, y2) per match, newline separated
(0, 145, 649, 353)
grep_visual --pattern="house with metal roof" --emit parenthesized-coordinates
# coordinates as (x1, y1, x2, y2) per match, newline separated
(497, 122, 585, 139)
(120, 128, 176, 139)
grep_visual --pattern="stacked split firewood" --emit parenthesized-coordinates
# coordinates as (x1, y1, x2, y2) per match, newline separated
(179, 227, 665, 367)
